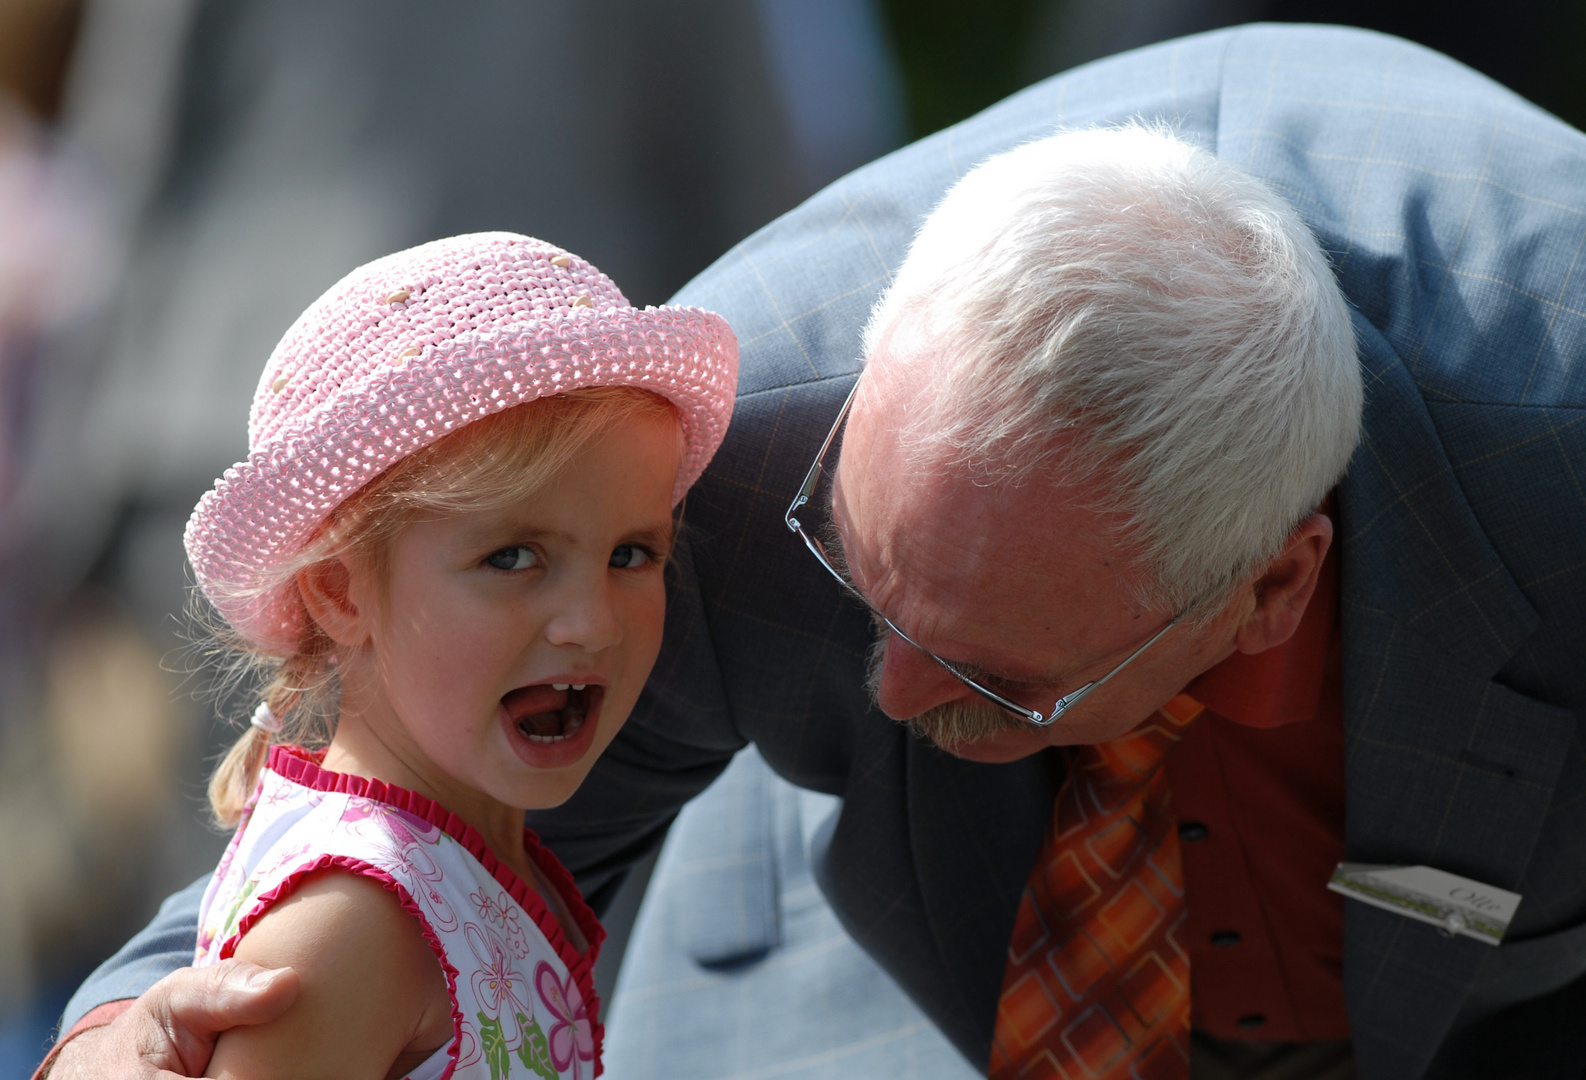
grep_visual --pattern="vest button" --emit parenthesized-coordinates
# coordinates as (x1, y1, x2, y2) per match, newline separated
(1178, 822, 1210, 842)
(1210, 930, 1242, 948)
(1237, 1013, 1267, 1030)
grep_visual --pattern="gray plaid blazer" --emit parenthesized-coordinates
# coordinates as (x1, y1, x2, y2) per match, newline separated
(529, 23, 1586, 1080)
(68, 21, 1586, 1080)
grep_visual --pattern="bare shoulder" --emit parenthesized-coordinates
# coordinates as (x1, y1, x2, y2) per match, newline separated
(204, 869, 452, 1080)
(227, 870, 437, 973)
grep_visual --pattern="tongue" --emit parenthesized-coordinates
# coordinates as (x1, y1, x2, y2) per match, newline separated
(503, 686, 570, 737)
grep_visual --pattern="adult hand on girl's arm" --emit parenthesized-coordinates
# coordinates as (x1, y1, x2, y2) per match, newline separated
(42, 961, 299, 1080)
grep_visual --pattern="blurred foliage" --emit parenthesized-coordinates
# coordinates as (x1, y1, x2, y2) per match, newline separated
(878, 0, 1045, 140)
(882, 0, 1586, 139)
(1532, 0, 1586, 130)
(1268, 0, 1586, 132)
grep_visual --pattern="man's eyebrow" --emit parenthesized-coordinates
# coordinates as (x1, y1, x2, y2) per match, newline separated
(818, 515, 856, 582)
(826, 489, 1096, 691)
(947, 656, 1077, 691)
(838, 567, 1082, 693)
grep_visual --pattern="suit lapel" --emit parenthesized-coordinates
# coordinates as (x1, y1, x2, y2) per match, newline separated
(906, 737, 1060, 1068)
(1338, 314, 1576, 1079)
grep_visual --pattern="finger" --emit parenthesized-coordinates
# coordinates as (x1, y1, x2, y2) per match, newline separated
(151, 960, 300, 1030)
(141, 962, 300, 1075)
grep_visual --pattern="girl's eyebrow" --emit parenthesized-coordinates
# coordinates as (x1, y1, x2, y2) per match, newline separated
(462, 522, 576, 547)
(624, 523, 677, 551)
(463, 519, 675, 549)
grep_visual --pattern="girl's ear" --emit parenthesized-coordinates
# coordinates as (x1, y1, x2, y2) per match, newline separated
(298, 557, 372, 649)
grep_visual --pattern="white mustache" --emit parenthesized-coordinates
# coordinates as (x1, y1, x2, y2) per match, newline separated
(864, 631, 1027, 751)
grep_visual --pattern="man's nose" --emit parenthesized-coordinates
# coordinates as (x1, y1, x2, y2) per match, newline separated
(872, 633, 977, 720)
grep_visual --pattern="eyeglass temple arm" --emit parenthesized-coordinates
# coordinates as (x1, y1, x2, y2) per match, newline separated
(1030, 612, 1186, 725)
(788, 380, 862, 524)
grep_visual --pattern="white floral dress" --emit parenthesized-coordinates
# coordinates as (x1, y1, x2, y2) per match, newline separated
(196, 745, 605, 1080)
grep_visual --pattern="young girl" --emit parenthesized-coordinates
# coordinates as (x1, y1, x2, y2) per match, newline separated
(183, 232, 736, 1080)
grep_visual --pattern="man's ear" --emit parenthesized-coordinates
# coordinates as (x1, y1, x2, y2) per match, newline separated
(1233, 512, 1333, 655)
(297, 558, 371, 650)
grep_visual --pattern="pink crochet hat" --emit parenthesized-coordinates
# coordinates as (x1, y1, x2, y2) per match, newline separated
(186, 232, 738, 652)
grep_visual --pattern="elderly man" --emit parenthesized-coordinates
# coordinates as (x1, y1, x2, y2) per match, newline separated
(43, 23, 1586, 1080)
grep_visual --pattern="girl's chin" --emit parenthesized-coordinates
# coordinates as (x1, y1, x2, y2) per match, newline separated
(498, 687, 604, 772)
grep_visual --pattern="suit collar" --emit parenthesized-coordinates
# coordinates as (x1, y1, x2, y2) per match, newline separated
(1339, 314, 1538, 677)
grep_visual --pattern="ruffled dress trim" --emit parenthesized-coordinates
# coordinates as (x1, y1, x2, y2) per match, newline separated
(222, 744, 605, 1077)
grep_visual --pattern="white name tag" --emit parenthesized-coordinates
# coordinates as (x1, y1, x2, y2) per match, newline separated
(1327, 863, 1523, 945)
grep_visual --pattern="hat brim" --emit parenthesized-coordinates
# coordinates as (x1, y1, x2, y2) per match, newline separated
(185, 304, 737, 652)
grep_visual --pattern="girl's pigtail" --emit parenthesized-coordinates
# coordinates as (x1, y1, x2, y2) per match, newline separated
(207, 652, 316, 828)
(207, 724, 271, 829)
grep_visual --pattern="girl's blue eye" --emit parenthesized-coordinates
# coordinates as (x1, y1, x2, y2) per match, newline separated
(610, 545, 651, 569)
(486, 547, 537, 571)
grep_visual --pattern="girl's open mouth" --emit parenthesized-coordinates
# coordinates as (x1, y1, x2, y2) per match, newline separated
(499, 682, 605, 772)
(500, 683, 603, 746)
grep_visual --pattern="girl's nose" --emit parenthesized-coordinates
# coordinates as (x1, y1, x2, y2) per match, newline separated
(872, 632, 977, 720)
(543, 578, 623, 653)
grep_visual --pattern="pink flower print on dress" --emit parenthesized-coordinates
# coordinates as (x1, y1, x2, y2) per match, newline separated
(208, 833, 245, 899)
(256, 840, 316, 885)
(376, 836, 458, 932)
(472, 888, 530, 959)
(342, 795, 442, 847)
(209, 878, 262, 955)
(535, 961, 594, 1080)
(472, 888, 506, 925)
(466, 923, 532, 1025)
(454, 1016, 481, 1071)
(259, 778, 297, 811)
(195, 901, 231, 957)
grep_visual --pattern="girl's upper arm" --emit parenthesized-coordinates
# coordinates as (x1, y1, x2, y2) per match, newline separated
(203, 869, 452, 1080)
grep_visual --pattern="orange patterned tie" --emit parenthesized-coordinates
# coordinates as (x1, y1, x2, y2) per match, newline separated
(989, 694, 1205, 1080)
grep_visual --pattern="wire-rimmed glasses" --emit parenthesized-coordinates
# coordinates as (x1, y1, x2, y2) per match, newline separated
(784, 380, 1186, 729)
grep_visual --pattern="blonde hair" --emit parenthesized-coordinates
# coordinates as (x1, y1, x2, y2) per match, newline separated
(204, 387, 682, 827)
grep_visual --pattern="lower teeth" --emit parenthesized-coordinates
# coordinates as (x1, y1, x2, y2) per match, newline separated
(520, 715, 584, 744)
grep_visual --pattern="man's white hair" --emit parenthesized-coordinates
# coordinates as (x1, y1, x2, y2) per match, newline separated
(861, 124, 1362, 613)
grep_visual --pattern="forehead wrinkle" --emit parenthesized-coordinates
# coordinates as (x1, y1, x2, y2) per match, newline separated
(833, 470, 1091, 689)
